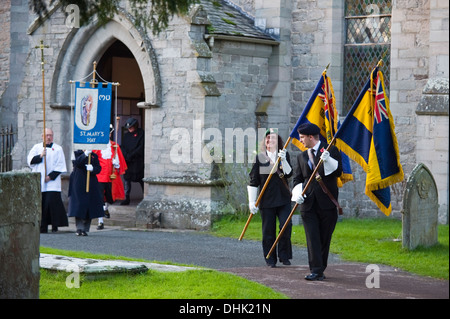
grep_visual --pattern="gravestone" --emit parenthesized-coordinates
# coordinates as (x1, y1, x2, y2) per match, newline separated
(0, 171, 41, 298)
(402, 163, 439, 250)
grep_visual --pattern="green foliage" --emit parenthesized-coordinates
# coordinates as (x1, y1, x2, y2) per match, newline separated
(131, 0, 199, 35)
(30, 0, 200, 35)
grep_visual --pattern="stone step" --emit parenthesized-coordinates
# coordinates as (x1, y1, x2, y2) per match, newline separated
(102, 201, 140, 228)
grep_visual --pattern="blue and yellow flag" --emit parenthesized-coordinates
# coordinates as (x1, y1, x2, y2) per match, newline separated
(290, 71, 353, 186)
(334, 67, 404, 216)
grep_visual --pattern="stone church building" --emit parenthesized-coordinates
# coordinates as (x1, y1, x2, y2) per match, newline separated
(1, 0, 448, 229)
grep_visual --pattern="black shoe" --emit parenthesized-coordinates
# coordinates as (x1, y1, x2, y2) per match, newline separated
(104, 210, 110, 218)
(76, 230, 82, 236)
(304, 273, 325, 281)
(52, 227, 58, 233)
(81, 231, 88, 236)
(266, 262, 276, 268)
(280, 260, 291, 266)
(120, 198, 130, 206)
(97, 223, 104, 230)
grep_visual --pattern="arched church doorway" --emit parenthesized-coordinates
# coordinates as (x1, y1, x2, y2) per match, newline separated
(97, 40, 145, 203)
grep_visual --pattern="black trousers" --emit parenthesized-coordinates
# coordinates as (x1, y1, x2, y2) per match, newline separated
(98, 182, 114, 204)
(260, 203, 292, 265)
(301, 201, 338, 274)
(123, 179, 144, 197)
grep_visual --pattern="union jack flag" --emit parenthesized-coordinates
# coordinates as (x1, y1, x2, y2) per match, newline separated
(374, 73, 389, 124)
(334, 67, 404, 216)
(318, 78, 337, 138)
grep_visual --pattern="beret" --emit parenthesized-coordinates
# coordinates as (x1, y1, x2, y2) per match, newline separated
(297, 123, 320, 135)
(265, 128, 278, 136)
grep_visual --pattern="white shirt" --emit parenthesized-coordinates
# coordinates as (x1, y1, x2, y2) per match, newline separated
(266, 150, 277, 164)
(308, 141, 321, 169)
(27, 143, 67, 192)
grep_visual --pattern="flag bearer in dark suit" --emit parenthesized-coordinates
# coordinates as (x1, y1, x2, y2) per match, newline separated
(292, 123, 342, 280)
(248, 129, 293, 267)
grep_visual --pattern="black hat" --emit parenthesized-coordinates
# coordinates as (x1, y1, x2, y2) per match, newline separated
(297, 123, 320, 136)
(125, 118, 138, 128)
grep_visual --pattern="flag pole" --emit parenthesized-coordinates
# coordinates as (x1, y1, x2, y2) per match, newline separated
(266, 135, 337, 259)
(34, 39, 50, 176)
(240, 63, 332, 241)
(266, 57, 383, 257)
(265, 63, 334, 253)
(238, 136, 292, 241)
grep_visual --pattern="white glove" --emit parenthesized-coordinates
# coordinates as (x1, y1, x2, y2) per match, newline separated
(320, 150, 338, 176)
(113, 157, 120, 169)
(247, 186, 259, 214)
(278, 149, 292, 175)
(84, 150, 92, 157)
(291, 183, 306, 205)
(85, 164, 93, 172)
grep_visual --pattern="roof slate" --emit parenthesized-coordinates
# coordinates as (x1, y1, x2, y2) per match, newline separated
(200, 0, 276, 41)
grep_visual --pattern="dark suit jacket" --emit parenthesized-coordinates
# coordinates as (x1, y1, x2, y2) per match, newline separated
(249, 151, 293, 209)
(293, 142, 342, 211)
(68, 150, 105, 219)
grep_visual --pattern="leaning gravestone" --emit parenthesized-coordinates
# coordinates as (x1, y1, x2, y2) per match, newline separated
(402, 163, 439, 250)
(0, 171, 41, 298)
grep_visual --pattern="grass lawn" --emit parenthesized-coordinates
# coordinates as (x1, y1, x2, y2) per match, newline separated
(211, 215, 449, 280)
(39, 247, 288, 299)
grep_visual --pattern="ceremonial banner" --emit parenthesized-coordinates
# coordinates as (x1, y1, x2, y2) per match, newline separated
(334, 67, 404, 216)
(289, 72, 353, 186)
(73, 82, 112, 150)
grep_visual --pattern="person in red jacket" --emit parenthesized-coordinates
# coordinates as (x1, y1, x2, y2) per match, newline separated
(93, 125, 127, 229)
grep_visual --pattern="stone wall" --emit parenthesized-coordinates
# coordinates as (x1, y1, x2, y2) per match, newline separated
(0, 0, 10, 105)
(415, 78, 449, 223)
(0, 171, 41, 299)
(0, 0, 29, 127)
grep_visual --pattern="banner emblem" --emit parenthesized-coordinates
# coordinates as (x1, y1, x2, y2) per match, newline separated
(73, 82, 112, 150)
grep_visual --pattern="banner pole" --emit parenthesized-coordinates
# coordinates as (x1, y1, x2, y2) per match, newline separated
(34, 39, 50, 176)
(85, 61, 98, 192)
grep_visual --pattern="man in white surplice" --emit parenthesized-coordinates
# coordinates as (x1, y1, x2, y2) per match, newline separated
(27, 128, 68, 233)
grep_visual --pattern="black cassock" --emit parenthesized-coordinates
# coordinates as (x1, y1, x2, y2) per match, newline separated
(121, 128, 144, 182)
(68, 150, 104, 220)
(41, 192, 68, 229)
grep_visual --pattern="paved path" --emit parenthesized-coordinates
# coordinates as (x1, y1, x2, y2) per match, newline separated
(40, 224, 448, 299)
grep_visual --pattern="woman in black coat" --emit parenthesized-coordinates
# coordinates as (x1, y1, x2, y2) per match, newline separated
(68, 150, 104, 236)
(248, 129, 293, 267)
